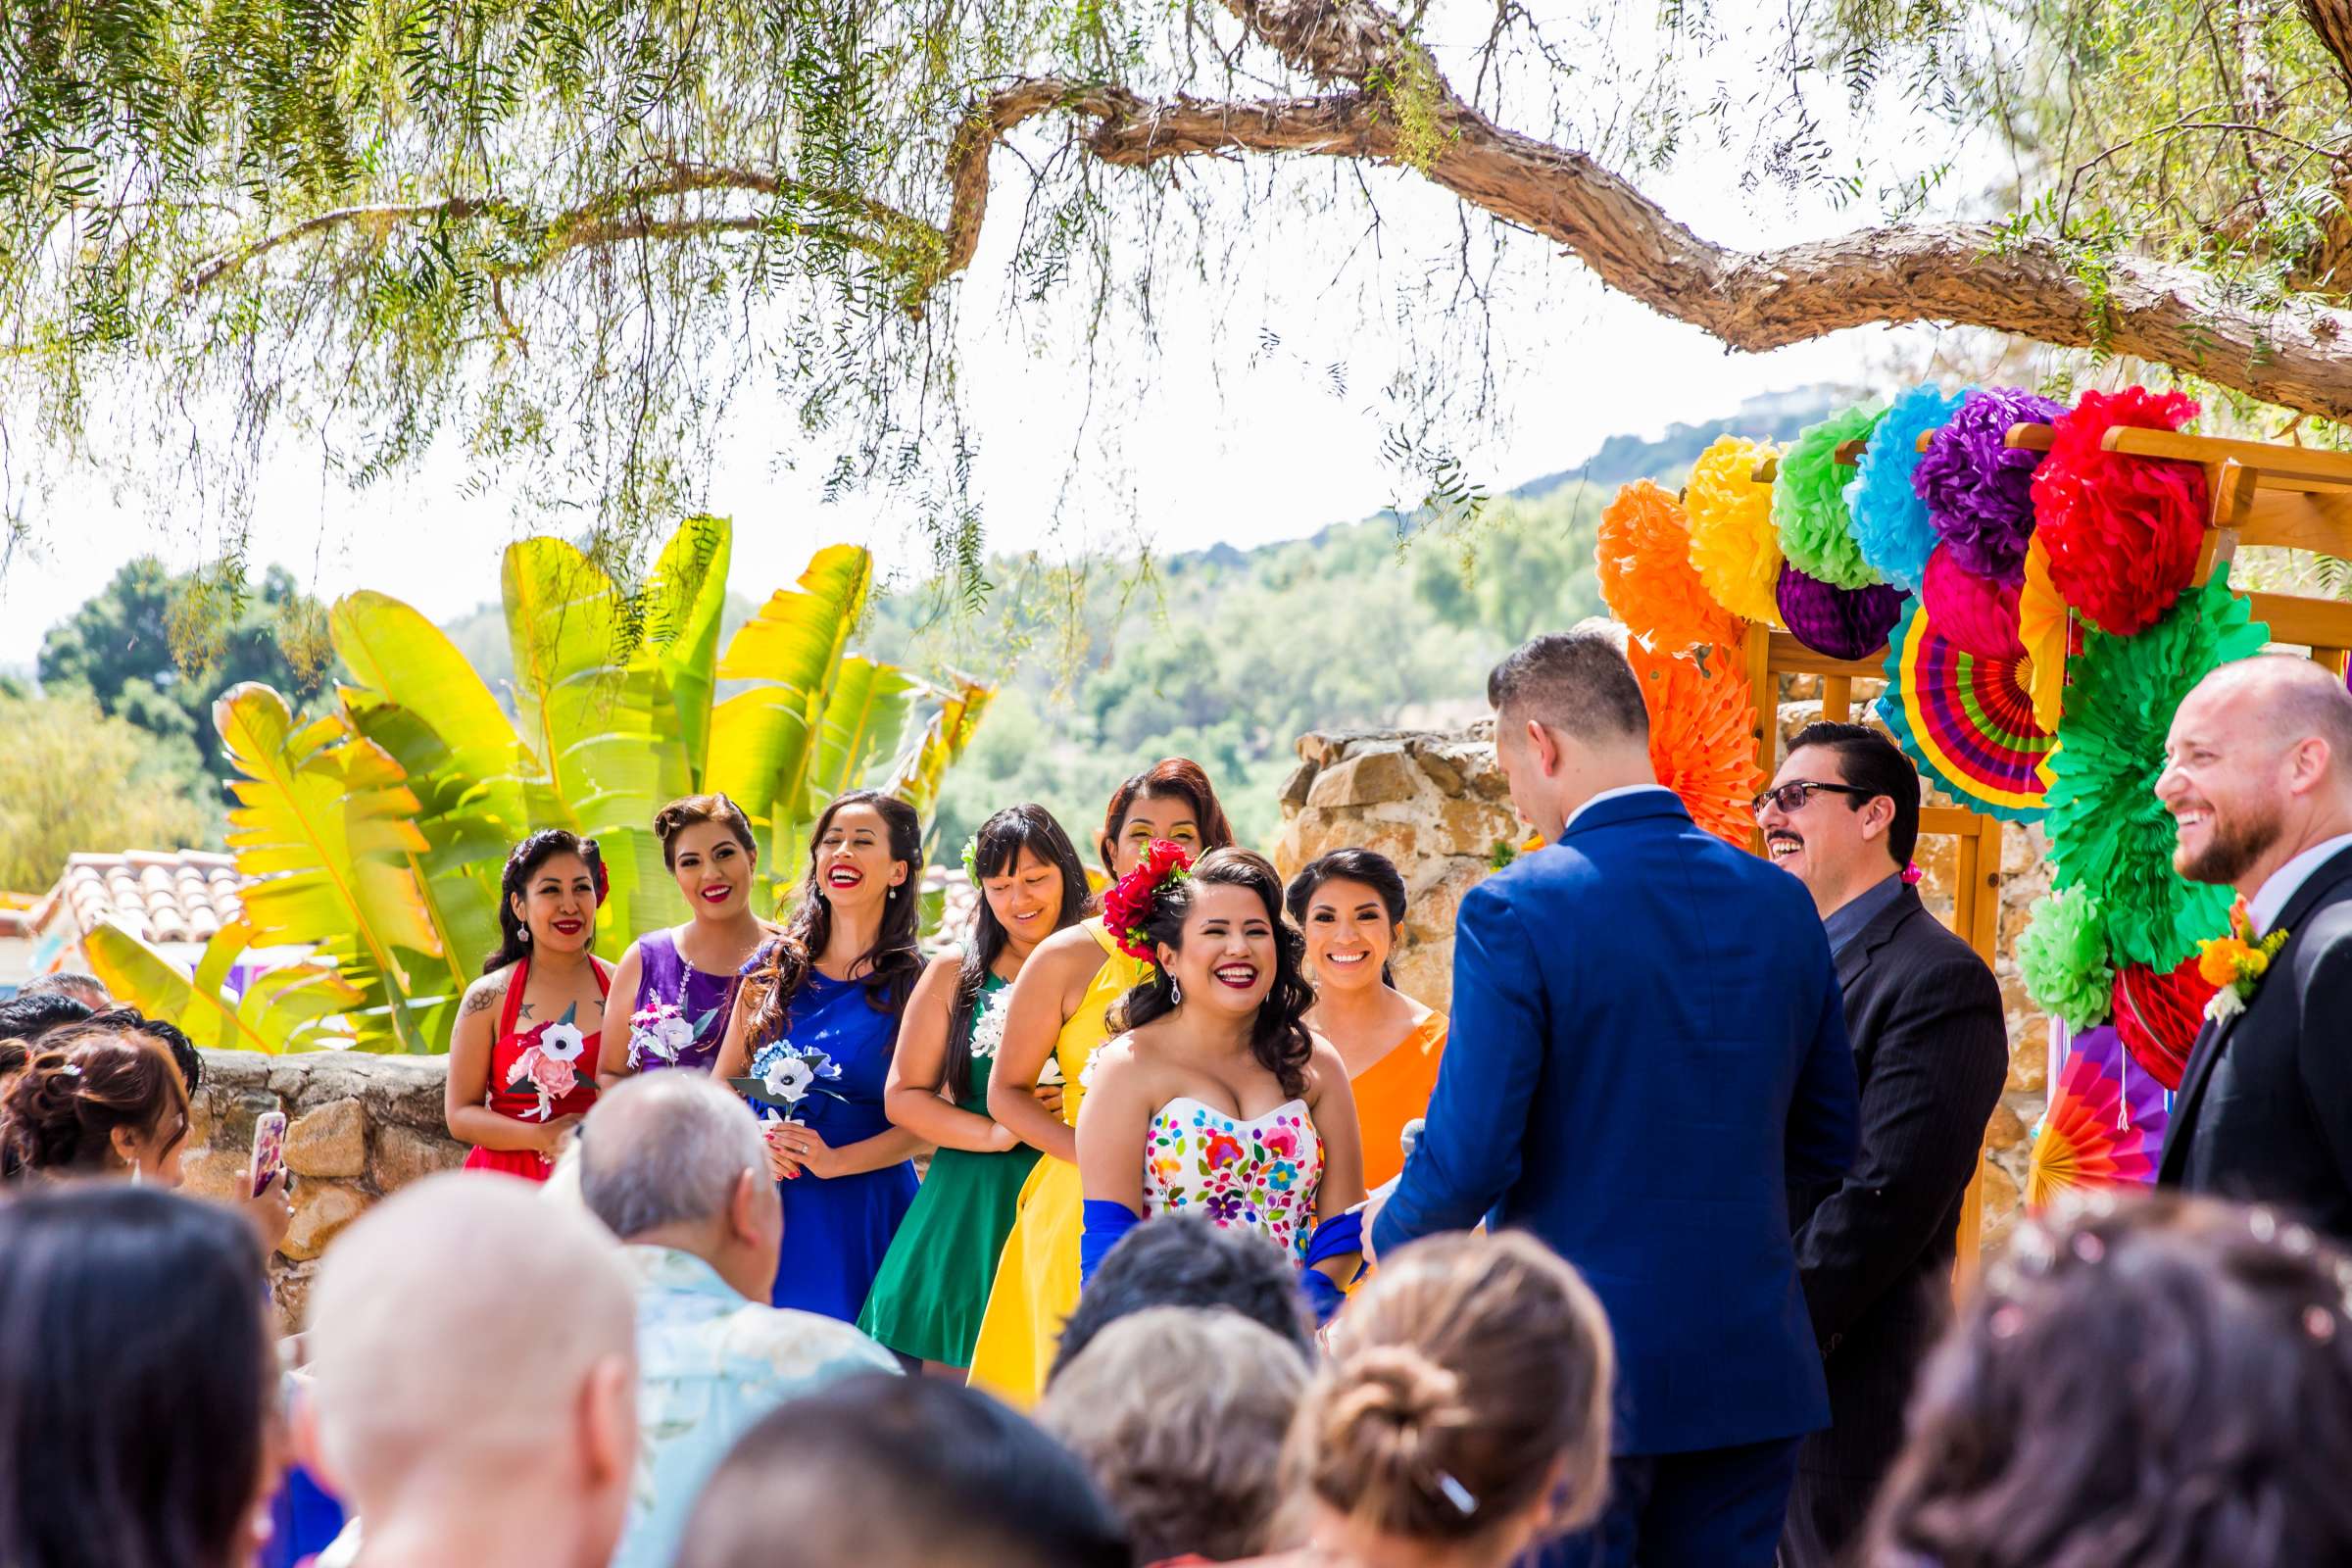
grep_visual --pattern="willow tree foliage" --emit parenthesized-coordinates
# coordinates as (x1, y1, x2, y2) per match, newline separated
(9, 0, 2352, 591)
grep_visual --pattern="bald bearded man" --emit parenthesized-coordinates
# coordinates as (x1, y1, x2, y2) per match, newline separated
(2157, 656, 2352, 1237)
(303, 1173, 639, 1568)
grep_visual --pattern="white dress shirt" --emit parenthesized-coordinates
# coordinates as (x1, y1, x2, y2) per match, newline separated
(2249, 831, 2352, 936)
(1563, 782, 1680, 836)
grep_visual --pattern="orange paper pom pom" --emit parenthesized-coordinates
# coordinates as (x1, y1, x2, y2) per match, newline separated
(1628, 641, 1765, 846)
(1598, 480, 1743, 653)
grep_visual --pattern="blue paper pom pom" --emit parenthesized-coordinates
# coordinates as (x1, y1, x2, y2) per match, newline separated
(1843, 383, 1970, 594)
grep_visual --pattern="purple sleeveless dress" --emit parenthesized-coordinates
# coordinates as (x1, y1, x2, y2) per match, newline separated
(624, 928, 737, 1073)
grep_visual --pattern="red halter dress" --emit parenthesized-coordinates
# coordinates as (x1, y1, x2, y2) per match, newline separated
(461, 955, 611, 1182)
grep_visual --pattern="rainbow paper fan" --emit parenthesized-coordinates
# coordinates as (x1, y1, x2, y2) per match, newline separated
(2026, 1025, 2167, 1211)
(1875, 598, 2056, 822)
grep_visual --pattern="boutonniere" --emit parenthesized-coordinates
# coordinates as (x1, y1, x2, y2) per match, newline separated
(2197, 898, 2288, 1024)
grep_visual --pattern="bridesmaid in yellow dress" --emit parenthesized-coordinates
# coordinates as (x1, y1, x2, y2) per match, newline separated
(968, 759, 1237, 1404)
(1285, 848, 1446, 1190)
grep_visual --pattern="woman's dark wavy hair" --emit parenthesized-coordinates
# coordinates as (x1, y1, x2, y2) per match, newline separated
(947, 805, 1090, 1103)
(484, 829, 608, 975)
(742, 791, 925, 1036)
(1117, 848, 1314, 1100)
(1098, 759, 1236, 878)
(1284, 848, 1409, 989)
(1862, 1192, 2352, 1568)
(0, 1184, 270, 1568)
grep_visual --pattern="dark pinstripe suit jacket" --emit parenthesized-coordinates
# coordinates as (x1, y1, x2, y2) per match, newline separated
(1780, 886, 2008, 1568)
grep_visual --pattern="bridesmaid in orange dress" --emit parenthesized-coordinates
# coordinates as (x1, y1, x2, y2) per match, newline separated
(446, 830, 613, 1181)
(1285, 849, 1446, 1190)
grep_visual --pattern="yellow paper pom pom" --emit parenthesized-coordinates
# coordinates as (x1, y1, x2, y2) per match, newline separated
(1684, 437, 1784, 627)
(1596, 479, 1743, 654)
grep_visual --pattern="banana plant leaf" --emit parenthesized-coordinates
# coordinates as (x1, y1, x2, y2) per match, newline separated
(85, 916, 363, 1054)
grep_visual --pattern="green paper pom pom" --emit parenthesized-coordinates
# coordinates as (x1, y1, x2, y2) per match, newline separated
(1774, 403, 1888, 590)
(2018, 887, 2115, 1030)
(2044, 575, 2270, 969)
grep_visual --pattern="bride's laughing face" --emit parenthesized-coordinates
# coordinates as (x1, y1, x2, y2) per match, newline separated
(1160, 882, 1278, 1015)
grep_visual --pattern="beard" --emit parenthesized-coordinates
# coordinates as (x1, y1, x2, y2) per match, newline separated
(2176, 796, 2285, 886)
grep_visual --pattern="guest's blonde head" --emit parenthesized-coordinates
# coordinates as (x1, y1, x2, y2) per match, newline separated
(305, 1172, 637, 1531)
(1291, 1232, 1614, 1555)
(1041, 1305, 1310, 1561)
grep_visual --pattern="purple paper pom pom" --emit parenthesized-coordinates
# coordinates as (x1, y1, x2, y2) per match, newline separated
(1914, 387, 2066, 586)
(1776, 563, 1908, 662)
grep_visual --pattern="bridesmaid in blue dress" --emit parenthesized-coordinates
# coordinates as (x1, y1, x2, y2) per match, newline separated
(597, 794, 771, 1088)
(711, 790, 928, 1322)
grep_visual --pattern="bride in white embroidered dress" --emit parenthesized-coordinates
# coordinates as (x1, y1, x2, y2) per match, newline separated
(1076, 847, 1366, 1270)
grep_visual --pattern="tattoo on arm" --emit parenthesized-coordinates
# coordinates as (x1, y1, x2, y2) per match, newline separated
(459, 979, 506, 1019)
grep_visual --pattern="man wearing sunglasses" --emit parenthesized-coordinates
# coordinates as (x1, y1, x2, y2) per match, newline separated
(1759, 723, 2007, 1568)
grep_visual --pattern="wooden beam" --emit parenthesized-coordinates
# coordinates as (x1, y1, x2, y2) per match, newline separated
(1821, 674, 1854, 722)
(1767, 629, 1888, 678)
(2246, 590, 2352, 650)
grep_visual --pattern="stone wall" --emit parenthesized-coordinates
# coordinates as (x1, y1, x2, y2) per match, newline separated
(182, 1050, 466, 1330)
(1273, 712, 2053, 1258)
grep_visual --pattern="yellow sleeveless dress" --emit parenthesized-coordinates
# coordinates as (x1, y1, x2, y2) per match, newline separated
(966, 919, 1146, 1405)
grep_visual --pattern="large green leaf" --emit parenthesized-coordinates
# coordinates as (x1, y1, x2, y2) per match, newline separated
(85, 916, 363, 1054)
(330, 591, 522, 780)
(637, 515, 732, 776)
(881, 670, 997, 815)
(216, 684, 441, 1052)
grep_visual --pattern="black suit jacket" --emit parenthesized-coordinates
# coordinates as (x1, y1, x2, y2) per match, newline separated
(2157, 845, 2352, 1239)
(1782, 886, 2008, 1568)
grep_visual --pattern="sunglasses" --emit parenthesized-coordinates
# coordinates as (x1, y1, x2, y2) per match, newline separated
(1750, 780, 1876, 818)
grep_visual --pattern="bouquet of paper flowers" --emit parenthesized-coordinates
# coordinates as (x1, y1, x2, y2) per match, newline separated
(506, 1009, 588, 1121)
(743, 1039, 845, 1123)
(626, 997, 719, 1069)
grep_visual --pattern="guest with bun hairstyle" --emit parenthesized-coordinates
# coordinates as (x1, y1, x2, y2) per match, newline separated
(1, 1023, 192, 1185)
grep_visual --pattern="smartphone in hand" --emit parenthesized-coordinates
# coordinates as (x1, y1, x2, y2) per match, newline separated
(248, 1110, 287, 1200)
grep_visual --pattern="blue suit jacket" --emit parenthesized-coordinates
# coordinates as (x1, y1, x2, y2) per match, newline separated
(1372, 788, 1860, 1455)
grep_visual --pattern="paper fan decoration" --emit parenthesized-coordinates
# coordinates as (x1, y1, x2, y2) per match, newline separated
(2111, 956, 2217, 1091)
(2033, 387, 2207, 637)
(1775, 403, 1888, 590)
(1845, 383, 1968, 593)
(1778, 564, 1906, 662)
(2017, 536, 2072, 733)
(1596, 480, 1743, 652)
(1916, 386, 2065, 585)
(1875, 598, 2055, 821)
(2027, 1025, 2166, 1211)
(1685, 436, 1785, 627)
(2044, 574, 2268, 970)
(1920, 545, 2025, 662)
(1627, 641, 1764, 847)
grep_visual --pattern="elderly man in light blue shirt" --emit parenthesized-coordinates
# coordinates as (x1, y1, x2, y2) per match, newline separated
(579, 1072, 900, 1568)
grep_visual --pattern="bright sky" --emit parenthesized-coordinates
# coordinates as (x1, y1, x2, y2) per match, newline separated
(0, 4, 2002, 667)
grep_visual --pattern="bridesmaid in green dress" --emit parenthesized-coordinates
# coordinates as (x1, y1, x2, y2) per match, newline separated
(860, 805, 1092, 1373)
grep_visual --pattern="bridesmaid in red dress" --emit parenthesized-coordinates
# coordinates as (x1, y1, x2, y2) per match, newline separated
(445, 830, 614, 1181)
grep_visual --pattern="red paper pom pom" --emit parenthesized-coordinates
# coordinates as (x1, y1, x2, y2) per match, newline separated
(2109, 956, 2217, 1091)
(2031, 388, 2208, 637)
(1920, 546, 2024, 662)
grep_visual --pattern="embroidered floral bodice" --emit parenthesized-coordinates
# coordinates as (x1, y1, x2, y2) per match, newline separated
(1141, 1096, 1324, 1262)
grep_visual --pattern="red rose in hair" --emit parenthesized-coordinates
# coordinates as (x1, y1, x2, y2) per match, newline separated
(1102, 840, 1195, 962)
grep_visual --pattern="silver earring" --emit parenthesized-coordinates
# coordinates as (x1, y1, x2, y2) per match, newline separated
(1171, 978, 1183, 1005)
(520, 926, 532, 943)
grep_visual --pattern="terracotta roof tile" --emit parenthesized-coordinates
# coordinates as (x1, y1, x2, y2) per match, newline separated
(56, 851, 248, 946)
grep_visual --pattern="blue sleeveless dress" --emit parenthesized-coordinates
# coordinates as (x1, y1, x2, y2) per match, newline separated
(739, 951, 917, 1322)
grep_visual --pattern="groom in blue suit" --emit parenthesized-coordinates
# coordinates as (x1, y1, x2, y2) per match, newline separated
(1368, 629, 1859, 1567)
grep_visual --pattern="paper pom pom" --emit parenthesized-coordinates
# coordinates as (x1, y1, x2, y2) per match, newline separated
(2019, 887, 2115, 1031)
(1685, 436, 1785, 627)
(1845, 383, 1968, 593)
(2044, 576, 2269, 970)
(2032, 387, 2208, 637)
(1596, 479, 1742, 652)
(1627, 641, 1765, 847)
(1920, 546, 2025, 662)
(1775, 404, 1888, 590)
(1917, 387, 2067, 584)
(2017, 536, 2072, 734)
(2110, 956, 2218, 1091)
(1776, 564, 1907, 662)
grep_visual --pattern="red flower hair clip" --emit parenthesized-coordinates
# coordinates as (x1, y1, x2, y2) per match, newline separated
(1102, 841, 1194, 962)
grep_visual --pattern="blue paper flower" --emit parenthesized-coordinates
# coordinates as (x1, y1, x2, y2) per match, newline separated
(1844, 383, 1969, 593)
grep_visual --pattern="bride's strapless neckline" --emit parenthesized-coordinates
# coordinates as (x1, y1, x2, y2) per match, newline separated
(1151, 1094, 1309, 1128)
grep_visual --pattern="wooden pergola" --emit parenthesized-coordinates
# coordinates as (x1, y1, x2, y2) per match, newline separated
(1740, 421, 2352, 1282)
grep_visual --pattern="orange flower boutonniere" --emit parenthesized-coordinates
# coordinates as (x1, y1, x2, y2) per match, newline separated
(2196, 898, 2288, 1024)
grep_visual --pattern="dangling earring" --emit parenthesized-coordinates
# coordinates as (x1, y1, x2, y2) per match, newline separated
(1171, 977, 1183, 1005)
(889, 886, 899, 901)
(521, 925, 533, 944)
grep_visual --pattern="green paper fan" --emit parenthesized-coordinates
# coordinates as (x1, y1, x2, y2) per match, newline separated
(2043, 576, 2269, 970)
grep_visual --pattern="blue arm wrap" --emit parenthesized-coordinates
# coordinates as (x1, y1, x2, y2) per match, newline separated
(1080, 1200, 1142, 1287)
(1302, 1208, 1363, 1269)
(1300, 1267, 1347, 1325)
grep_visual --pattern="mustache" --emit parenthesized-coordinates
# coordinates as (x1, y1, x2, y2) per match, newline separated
(1766, 830, 1803, 846)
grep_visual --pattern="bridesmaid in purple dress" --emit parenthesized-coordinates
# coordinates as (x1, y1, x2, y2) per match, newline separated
(598, 794, 774, 1087)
